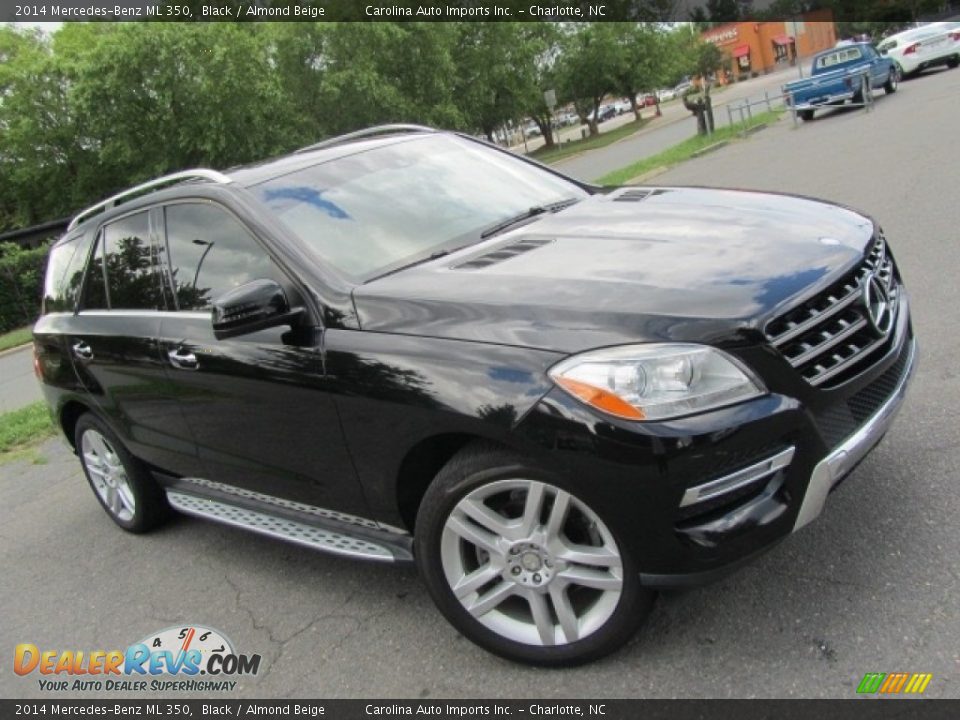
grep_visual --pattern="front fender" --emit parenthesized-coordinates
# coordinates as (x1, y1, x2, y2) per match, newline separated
(322, 328, 564, 523)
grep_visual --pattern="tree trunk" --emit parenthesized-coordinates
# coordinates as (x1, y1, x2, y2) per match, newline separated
(631, 99, 641, 122)
(533, 117, 556, 149)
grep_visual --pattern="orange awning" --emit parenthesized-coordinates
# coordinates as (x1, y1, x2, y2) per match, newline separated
(732, 45, 750, 58)
(772, 35, 795, 45)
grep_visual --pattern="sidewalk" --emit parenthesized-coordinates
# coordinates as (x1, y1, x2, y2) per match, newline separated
(0, 345, 41, 413)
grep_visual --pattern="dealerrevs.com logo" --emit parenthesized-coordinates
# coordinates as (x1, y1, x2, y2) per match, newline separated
(14, 625, 262, 692)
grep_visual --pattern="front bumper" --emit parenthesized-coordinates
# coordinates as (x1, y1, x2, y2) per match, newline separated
(793, 337, 916, 530)
(515, 300, 916, 590)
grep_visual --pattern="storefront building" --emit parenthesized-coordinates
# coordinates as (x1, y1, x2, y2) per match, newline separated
(702, 11, 838, 79)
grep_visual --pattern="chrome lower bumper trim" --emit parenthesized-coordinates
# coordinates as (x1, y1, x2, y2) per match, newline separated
(793, 336, 917, 531)
(680, 446, 796, 508)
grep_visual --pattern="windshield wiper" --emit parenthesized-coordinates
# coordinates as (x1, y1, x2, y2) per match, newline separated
(480, 197, 581, 239)
(369, 243, 476, 280)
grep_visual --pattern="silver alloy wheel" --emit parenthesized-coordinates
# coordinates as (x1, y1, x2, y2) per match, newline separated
(81, 429, 136, 522)
(440, 478, 623, 647)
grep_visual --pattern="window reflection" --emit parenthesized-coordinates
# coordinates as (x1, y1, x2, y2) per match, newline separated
(162, 203, 276, 311)
(253, 135, 586, 280)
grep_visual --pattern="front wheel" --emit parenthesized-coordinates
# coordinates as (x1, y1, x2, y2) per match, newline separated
(415, 443, 654, 666)
(884, 68, 899, 93)
(75, 413, 170, 533)
(948, 57, 959, 69)
(799, 109, 815, 122)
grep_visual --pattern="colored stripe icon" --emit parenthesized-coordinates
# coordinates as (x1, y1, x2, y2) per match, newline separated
(857, 672, 932, 694)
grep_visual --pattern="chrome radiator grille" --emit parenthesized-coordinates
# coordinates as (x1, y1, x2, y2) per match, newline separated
(765, 233, 900, 388)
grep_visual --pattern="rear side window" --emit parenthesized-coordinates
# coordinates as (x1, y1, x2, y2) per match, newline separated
(161, 203, 276, 311)
(102, 212, 165, 310)
(43, 234, 94, 313)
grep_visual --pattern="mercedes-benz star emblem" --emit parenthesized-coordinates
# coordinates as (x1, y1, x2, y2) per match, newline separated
(862, 272, 894, 336)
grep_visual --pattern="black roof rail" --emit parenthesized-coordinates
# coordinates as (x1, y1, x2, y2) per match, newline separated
(293, 124, 438, 155)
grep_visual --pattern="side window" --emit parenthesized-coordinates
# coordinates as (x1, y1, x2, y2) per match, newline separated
(162, 203, 276, 311)
(82, 231, 108, 310)
(43, 233, 94, 313)
(102, 211, 165, 310)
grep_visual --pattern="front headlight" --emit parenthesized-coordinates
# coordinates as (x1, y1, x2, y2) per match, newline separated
(548, 344, 765, 421)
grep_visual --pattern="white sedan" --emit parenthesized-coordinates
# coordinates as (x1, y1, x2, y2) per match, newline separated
(877, 22, 960, 76)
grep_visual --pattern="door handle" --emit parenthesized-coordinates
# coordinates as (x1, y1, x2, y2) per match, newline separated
(167, 348, 198, 370)
(72, 341, 94, 361)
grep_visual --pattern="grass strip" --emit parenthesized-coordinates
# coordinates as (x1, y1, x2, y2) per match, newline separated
(0, 325, 32, 353)
(532, 117, 650, 165)
(0, 401, 55, 456)
(595, 109, 785, 186)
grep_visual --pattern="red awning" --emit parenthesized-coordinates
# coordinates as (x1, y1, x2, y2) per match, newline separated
(772, 35, 795, 45)
(731, 44, 750, 58)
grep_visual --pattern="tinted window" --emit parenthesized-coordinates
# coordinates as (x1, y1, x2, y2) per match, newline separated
(43, 234, 94, 313)
(162, 203, 275, 311)
(102, 212, 165, 310)
(252, 135, 586, 280)
(83, 232, 108, 310)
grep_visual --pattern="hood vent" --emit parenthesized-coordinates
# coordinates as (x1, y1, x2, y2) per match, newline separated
(455, 237, 553, 270)
(614, 188, 666, 202)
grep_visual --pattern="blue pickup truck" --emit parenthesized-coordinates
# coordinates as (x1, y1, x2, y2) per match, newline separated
(783, 43, 899, 121)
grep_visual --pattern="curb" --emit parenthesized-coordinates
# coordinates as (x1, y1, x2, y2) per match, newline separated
(743, 122, 769, 135)
(625, 166, 669, 185)
(0, 342, 32, 359)
(690, 141, 729, 158)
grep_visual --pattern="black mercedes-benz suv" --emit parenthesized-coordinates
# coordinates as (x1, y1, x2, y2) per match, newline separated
(34, 125, 915, 665)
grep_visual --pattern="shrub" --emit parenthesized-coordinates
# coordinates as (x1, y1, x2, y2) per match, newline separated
(0, 242, 50, 334)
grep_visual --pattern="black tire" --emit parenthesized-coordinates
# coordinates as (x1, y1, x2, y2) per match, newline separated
(799, 109, 815, 122)
(948, 57, 959, 69)
(414, 441, 655, 666)
(74, 413, 171, 533)
(884, 68, 899, 94)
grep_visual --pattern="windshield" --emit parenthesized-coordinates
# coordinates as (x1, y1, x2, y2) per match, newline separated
(251, 135, 587, 281)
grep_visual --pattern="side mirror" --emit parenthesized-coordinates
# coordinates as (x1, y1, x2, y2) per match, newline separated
(212, 279, 304, 340)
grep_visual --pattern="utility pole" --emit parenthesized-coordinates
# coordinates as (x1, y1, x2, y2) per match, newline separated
(793, 20, 804, 79)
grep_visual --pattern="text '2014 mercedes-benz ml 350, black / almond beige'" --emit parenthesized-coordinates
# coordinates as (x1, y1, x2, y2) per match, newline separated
(34, 125, 915, 665)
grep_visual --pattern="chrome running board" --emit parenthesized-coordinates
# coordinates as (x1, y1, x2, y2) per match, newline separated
(166, 491, 397, 562)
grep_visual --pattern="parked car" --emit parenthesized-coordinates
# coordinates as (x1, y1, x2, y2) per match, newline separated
(783, 42, 899, 121)
(613, 99, 633, 115)
(639, 93, 658, 107)
(523, 122, 541, 138)
(876, 22, 960, 76)
(35, 124, 916, 666)
(673, 79, 693, 95)
(656, 87, 677, 102)
(557, 112, 580, 127)
(592, 104, 617, 123)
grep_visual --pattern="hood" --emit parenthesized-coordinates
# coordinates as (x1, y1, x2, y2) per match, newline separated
(352, 186, 876, 353)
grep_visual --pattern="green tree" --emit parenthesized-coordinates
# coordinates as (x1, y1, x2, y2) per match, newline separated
(610, 24, 666, 121)
(557, 24, 621, 137)
(454, 23, 534, 141)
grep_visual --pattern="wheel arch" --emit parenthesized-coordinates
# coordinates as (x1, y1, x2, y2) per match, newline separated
(59, 399, 93, 450)
(395, 432, 515, 533)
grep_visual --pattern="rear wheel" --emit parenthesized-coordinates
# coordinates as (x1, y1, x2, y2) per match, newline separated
(948, 57, 959, 69)
(75, 414, 170, 533)
(884, 67, 899, 93)
(799, 109, 815, 122)
(414, 443, 654, 666)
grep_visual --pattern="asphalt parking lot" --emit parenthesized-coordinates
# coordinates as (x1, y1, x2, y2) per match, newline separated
(3, 67, 959, 700)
